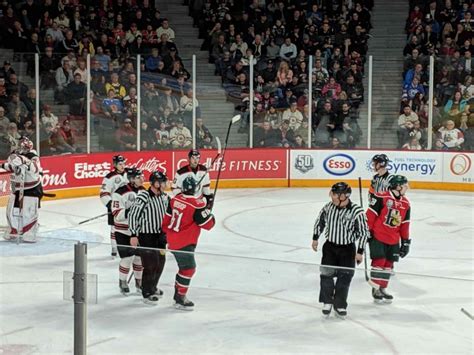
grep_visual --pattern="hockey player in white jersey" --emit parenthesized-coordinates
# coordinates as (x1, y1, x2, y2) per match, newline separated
(172, 149, 214, 208)
(100, 155, 128, 256)
(0, 137, 43, 242)
(111, 168, 145, 295)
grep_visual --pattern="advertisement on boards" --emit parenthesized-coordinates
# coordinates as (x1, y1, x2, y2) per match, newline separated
(173, 148, 288, 180)
(39, 151, 173, 191)
(442, 152, 473, 184)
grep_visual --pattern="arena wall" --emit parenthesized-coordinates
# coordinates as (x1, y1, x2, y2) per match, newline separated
(2, 149, 472, 204)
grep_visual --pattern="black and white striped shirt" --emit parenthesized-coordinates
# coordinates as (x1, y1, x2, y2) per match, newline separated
(128, 188, 169, 235)
(313, 201, 370, 252)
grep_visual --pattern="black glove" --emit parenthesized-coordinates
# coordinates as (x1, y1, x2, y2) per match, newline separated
(399, 239, 411, 258)
(158, 232, 167, 246)
(106, 201, 111, 210)
(205, 193, 214, 209)
(125, 208, 130, 219)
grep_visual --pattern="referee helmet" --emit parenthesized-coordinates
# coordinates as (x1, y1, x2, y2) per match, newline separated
(331, 182, 352, 196)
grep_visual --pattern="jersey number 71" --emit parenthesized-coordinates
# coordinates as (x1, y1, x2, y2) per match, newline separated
(167, 209, 183, 232)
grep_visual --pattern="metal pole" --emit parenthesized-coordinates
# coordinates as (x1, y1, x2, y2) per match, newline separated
(137, 55, 141, 152)
(427, 55, 434, 150)
(73, 242, 87, 355)
(35, 53, 40, 156)
(249, 55, 254, 148)
(308, 56, 313, 148)
(192, 55, 196, 150)
(367, 55, 373, 149)
(86, 54, 91, 154)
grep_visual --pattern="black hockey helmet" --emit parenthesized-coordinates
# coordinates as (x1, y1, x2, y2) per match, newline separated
(371, 154, 390, 167)
(112, 155, 126, 165)
(182, 176, 197, 195)
(188, 149, 200, 159)
(331, 182, 352, 196)
(149, 170, 168, 184)
(389, 175, 408, 190)
(126, 167, 143, 181)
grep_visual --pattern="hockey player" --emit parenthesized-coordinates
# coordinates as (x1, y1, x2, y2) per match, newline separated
(100, 155, 128, 256)
(369, 154, 393, 197)
(366, 175, 412, 304)
(172, 149, 214, 208)
(162, 176, 215, 310)
(111, 168, 145, 295)
(0, 137, 43, 242)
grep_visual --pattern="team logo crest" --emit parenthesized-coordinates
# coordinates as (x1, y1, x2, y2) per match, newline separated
(387, 199, 394, 208)
(295, 155, 314, 173)
(115, 177, 122, 184)
(128, 194, 135, 202)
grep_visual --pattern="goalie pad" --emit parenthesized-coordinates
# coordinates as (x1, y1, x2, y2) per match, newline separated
(5, 194, 39, 243)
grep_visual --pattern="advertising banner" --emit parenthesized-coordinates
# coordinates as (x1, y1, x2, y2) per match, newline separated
(173, 148, 288, 180)
(291, 150, 443, 182)
(40, 151, 173, 191)
(442, 152, 473, 184)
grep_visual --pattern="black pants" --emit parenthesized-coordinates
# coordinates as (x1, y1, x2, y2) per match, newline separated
(319, 242, 356, 309)
(138, 233, 166, 298)
(115, 232, 136, 258)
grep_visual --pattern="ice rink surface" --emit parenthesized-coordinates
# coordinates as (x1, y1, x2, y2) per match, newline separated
(0, 188, 473, 354)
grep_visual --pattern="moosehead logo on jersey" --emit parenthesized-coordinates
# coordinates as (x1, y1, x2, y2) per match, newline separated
(294, 154, 314, 173)
(323, 154, 355, 176)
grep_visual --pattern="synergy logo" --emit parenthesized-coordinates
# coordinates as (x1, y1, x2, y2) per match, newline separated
(323, 154, 355, 176)
(450, 154, 472, 176)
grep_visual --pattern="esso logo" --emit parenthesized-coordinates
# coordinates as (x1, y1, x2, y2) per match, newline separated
(450, 154, 472, 176)
(323, 154, 356, 176)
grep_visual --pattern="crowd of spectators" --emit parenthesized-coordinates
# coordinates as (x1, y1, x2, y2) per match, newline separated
(0, 0, 215, 156)
(193, 0, 373, 148)
(401, 0, 474, 151)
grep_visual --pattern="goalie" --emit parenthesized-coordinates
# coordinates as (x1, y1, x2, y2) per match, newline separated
(0, 137, 43, 242)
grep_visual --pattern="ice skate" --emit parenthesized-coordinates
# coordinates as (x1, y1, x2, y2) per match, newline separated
(143, 294, 159, 305)
(372, 288, 384, 304)
(322, 304, 332, 318)
(174, 291, 194, 311)
(119, 280, 130, 295)
(334, 308, 347, 319)
(380, 288, 393, 304)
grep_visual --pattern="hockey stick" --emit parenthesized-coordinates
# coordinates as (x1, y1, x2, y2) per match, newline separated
(212, 115, 241, 207)
(78, 212, 109, 225)
(358, 177, 370, 282)
(43, 192, 56, 198)
(196, 136, 222, 187)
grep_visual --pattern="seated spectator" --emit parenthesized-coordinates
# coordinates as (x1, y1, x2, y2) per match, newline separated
(0, 78, 8, 107)
(0, 106, 9, 131)
(115, 118, 137, 151)
(459, 116, 474, 150)
(105, 73, 127, 99)
(65, 73, 87, 115)
(74, 59, 88, 84)
(444, 91, 468, 125)
(40, 122, 75, 155)
(293, 134, 306, 148)
(459, 76, 474, 100)
(156, 19, 175, 42)
(321, 77, 342, 100)
(279, 37, 297, 62)
(59, 120, 79, 153)
(123, 87, 138, 121)
(40, 47, 60, 89)
(145, 48, 162, 72)
(55, 60, 74, 103)
(157, 34, 177, 58)
(140, 121, 155, 151)
(342, 75, 364, 108)
(0, 61, 15, 80)
(155, 134, 172, 150)
(435, 120, 464, 150)
(402, 136, 423, 150)
(102, 89, 125, 124)
(180, 89, 199, 128)
(7, 93, 29, 129)
(5, 122, 20, 152)
(277, 119, 295, 147)
(169, 118, 192, 148)
(196, 118, 213, 149)
(254, 120, 279, 147)
(41, 105, 59, 127)
(282, 101, 303, 131)
(158, 87, 180, 115)
(6, 74, 29, 101)
(402, 77, 426, 110)
(314, 101, 334, 147)
(93, 46, 111, 72)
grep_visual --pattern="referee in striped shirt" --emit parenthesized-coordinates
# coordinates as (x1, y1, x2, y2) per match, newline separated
(312, 182, 370, 319)
(129, 171, 169, 305)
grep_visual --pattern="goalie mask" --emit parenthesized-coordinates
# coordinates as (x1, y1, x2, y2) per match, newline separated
(19, 137, 33, 154)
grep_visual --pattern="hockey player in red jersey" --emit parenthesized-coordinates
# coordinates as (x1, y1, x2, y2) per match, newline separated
(366, 175, 411, 303)
(162, 176, 215, 310)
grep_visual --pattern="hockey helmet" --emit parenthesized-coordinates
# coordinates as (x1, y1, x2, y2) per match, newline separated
(149, 170, 168, 185)
(182, 176, 197, 195)
(331, 182, 352, 196)
(188, 149, 200, 159)
(389, 175, 408, 190)
(113, 155, 126, 166)
(126, 167, 143, 181)
(19, 136, 33, 153)
(371, 154, 390, 167)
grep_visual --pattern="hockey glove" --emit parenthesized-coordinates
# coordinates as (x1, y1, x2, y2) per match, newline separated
(106, 201, 112, 210)
(205, 193, 215, 209)
(399, 239, 411, 258)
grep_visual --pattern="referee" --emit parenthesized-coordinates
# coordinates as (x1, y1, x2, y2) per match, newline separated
(312, 182, 370, 319)
(129, 171, 169, 305)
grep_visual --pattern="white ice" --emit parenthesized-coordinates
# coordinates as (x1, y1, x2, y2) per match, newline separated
(0, 188, 473, 354)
